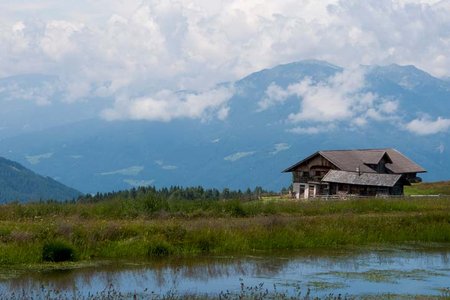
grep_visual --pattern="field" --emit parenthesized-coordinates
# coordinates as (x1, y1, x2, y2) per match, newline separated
(405, 181, 450, 195)
(1, 193, 450, 268)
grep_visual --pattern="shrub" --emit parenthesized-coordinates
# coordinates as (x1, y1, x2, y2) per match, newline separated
(42, 241, 76, 262)
(147, 241, 172, 257)
(195, 234, 217, 253)
(224, 200, 247, 217)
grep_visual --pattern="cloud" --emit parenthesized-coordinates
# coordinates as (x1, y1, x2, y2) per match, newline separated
(260, 68, 400, 133)
(405, 116, 450, 135)
(0, 75, 62, 106)
(0, 0, 449, 129)
(270, 143, 290, 155)
(40, 21, 84, 61)
(224, 151, 255, 162)
(288, 124, 337, 135)
(99, 165, 144, 176)
(258, 83, 292, 111)
(101, 86, 234, 121)
(25, 152, 53, 164)
(287, 69, 376, 123)
(1, 0, 450, 101)
(155, 160, 178, 170)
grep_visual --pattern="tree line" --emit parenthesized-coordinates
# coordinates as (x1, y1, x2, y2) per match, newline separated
(77, 185, 276, 203)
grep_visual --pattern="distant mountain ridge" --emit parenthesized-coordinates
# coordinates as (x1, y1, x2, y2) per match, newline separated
(0, 60, 449, 193)
(0, 156, 82, 203)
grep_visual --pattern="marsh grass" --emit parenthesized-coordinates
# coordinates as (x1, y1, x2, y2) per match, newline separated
(0, 197, 450, 265)
(0, 281, 352, 300)
(1, 282, 449, 299)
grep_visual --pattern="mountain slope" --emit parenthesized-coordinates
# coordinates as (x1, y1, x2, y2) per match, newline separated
(0, 157, 82, 203)
(0, 60, 449, 193)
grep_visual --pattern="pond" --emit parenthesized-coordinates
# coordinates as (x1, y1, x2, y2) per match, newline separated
(1, 246, 450, 299)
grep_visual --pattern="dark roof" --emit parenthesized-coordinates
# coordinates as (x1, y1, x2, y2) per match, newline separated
(283, 148, 426, 174)
(321, 170, 402, 187)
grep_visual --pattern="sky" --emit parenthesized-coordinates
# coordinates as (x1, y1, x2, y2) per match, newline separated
(1, 0, 450, 134)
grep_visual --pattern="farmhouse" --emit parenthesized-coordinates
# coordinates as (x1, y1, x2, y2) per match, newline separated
(283, 149, 426, 199)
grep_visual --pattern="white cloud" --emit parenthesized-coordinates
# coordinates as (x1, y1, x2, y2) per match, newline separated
(101, 86, 234, 122)
(271, 143, 290, 155)
(286, 69, 375, 123)
(40, 21, 84, 61)
(155, 160, 178, 170)
(1, 0, 450, 92)
(365, 100, 400, 121)
(405, 116, 450, 135)
(224, 151, 255, 162)
(258, 83, 291, 111)
(288, 124, 337, 135)
(260, 68, 399, 132)
(0, 75, 62, 106)
(0, 0, 450, 125)
(99, 165, 144, 176)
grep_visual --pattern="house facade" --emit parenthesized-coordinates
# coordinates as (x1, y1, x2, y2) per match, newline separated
(283, 149, 426, 199)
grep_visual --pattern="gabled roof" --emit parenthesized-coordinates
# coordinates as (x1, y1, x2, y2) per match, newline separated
(283, 148, 426, 174)
(322, 170, 402, 187)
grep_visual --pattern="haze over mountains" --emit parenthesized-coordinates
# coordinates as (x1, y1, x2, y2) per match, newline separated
(1, 60, 449, 194)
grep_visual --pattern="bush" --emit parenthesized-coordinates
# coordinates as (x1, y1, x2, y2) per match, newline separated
(224, 200, 247, 217)
(195, 234, 217, 253)
(147, 241, 172, 257)
(42, 241, 76, 262)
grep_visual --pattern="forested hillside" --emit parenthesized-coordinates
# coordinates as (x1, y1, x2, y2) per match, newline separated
(0, 157, 81, 203)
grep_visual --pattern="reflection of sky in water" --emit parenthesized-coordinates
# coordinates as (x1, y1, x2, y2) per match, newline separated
(1, 247, 450, 297)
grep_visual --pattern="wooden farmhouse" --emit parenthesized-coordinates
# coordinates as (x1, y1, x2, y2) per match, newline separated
(283, 149, 426, 199)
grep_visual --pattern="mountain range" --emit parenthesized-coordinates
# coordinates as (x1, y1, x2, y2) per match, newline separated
(0, 60, 449, 194)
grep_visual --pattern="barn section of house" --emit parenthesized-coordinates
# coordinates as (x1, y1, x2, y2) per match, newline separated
(283, 149, 426, 199)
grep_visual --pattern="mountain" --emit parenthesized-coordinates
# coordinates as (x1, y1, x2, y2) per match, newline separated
(0, 156, 82, 203)
(0, 60, 449, 194)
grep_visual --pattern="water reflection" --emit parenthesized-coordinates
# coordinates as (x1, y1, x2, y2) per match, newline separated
(1, 246, 450, 298)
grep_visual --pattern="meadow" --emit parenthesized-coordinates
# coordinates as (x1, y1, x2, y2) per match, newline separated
(1, 188, 450, 267)
(405, 181, 450, 196)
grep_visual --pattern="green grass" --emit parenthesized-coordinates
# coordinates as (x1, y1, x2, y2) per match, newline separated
(1, 196, 450, 266)
(405, 181, 450, 195)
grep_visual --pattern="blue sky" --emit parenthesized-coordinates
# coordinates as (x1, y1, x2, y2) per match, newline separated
(1, 0, 449, 132)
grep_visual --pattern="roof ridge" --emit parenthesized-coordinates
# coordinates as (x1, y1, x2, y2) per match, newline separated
(321, 148, 394, 152)
(327, 169, 401, 176)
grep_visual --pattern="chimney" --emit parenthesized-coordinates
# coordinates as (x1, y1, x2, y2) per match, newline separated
(356, 167, 361, 176)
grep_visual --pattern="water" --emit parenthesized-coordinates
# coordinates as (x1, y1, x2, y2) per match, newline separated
(1, 246, 450, 298)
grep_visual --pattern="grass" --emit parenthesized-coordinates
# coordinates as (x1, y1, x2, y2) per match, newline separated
(0, 196, 450, 266)
(405, 181, 450, 195)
